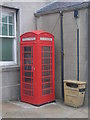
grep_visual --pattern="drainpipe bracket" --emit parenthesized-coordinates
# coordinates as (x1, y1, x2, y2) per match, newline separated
(60, 11, 63, 16)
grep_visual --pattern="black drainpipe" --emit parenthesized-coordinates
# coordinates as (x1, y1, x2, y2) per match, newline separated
(60, 11, 64, 100)
(74, 10, 79, 81)
(77, 28, 79, 81)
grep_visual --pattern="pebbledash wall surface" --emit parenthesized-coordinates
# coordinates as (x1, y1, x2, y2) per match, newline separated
(0, 1, 89, 105)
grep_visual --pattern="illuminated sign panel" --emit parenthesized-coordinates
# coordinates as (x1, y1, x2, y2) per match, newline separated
(22, 37, 36, 41)
(40, 37, 52, 41)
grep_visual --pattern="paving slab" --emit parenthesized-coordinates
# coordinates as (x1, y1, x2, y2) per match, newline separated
(1, 100, 88, 118)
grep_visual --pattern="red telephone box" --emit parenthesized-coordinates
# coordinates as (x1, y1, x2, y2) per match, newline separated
(20, 30, 55, 106)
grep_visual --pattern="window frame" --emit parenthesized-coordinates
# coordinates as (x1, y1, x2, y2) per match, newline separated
(0, 7, 17, 66)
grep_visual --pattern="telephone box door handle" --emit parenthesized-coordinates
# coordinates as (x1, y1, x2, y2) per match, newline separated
(32, 66, 35, 71)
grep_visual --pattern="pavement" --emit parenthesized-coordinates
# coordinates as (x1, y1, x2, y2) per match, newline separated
(0, 100, 88, 118)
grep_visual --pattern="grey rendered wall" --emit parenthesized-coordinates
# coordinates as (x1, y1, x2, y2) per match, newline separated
(63, 8, 88, 104)
(36, 8, 88, 103)
(63, 8, 88, 82)
(36, 13, 62, 99)
(0, 6, 2, 102)
(63, 11, 77, 80)
(78, 9, 88, 83)
(1, 67, 20, 101)
(88, 6, 90, 106)
(0, 2, 46, 101)
(78, 9, 88, 104)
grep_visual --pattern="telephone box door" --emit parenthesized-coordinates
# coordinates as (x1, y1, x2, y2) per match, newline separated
(39, 42, 55, 102)
(21, 44, 37, 103)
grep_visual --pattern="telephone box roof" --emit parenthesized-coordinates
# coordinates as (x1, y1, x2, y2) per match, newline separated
(20, 30, 54, 38)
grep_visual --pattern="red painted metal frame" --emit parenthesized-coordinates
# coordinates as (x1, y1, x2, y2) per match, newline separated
(20, 30, 55, 105)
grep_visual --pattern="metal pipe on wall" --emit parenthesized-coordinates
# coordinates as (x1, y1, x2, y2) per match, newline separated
(60, 11, 64, 100)
(77, 28, 79, 81)
(74, 10, 79, 81)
